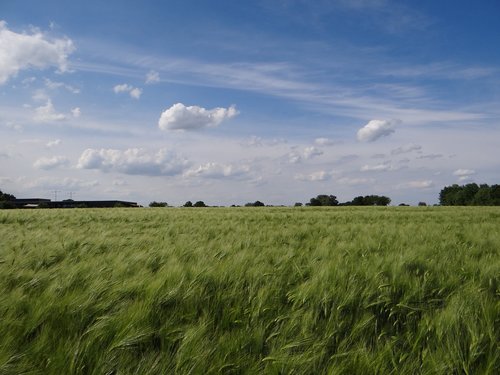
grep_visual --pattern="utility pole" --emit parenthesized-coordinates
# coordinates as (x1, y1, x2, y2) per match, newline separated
(53, 190, 60, 202)
(69, 191, 75, 200)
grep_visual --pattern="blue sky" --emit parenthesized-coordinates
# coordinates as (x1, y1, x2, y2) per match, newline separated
(1, 0, 499, 205)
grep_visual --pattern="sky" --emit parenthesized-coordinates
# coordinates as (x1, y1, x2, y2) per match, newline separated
(1, 0, 499, 206)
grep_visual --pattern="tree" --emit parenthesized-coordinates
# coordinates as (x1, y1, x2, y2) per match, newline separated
(439, 183, 500, 206)
(0, 189, 16, 202)
(346, 195, 391, 206)
(0, 189, 16, 209)
(418, 202, 427, 206)
(245, 201, 265, 207)
(183, 201, 193, 207)
(149, 201, 169, 207)
(294, 202, 303, 207)
(193, 201, 207, 207)
(309, 195, 338, 206)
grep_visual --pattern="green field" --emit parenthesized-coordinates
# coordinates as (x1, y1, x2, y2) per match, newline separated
(0, 207, 499, 374)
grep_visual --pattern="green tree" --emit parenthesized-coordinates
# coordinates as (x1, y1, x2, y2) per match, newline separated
(193, 201, 207, 207)
(183, 201, 193, 207)
(309, 195, 338, 206)
(149, 201, 169, 207)
(245, 201, 265, 207)
(0, 189, 16, 209)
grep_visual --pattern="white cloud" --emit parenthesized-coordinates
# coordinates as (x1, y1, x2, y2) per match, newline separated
(46, 139, 61, 148)
(113, 83, 132, 93)
(314, 137, 336, 146)
(295, 170, 333, 182)
(453, 169, 476, 182)
(71, 107, 81, 118)
(33, 156, 69, 170)
(129, 87, 142, 99)
(360, 162, 400, 172)
(184, 162, 252, 179)
(357, 119, 398, 142)
(398, 180, 434, 189)
(77, 148, 189, 176)
(44, 78, 80, 93)
(113, 83, 142, 99)
(303, 146, 323, 159)
(158, 103, 239, 131)
(34, 99, 66, 122)
(453, 169, 475, 177)
(0, 21, 74, 84)
(391, 143, 421, 155)
(288, 146, 323, 164)
(145, 70, 160, 84)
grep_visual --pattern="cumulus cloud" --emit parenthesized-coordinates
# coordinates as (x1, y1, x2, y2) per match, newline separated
(34, 99, 66, 122)
(0, 21, 74, 84)
(113, 83, 142, 99)
(33, 155, 69, 170)
(391, 144, 421, 155)
(453, 168, 476, 182)
(357, 119, 399, 142)
(145, 70, 160, 84)
(184, 162, 252, 179)
(158, 103, 239, 131)
(77, 148, 189, 176)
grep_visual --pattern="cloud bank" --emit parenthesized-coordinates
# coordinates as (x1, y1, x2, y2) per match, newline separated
(158, 103, 239, 131)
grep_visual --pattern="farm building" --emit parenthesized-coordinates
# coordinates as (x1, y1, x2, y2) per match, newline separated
(13, 199, 139, 208)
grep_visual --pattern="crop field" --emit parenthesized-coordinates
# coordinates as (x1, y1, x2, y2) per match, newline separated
(0, 207, 499, 374)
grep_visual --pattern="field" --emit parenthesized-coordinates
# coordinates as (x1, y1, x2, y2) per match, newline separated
(0, 207, 499, 374)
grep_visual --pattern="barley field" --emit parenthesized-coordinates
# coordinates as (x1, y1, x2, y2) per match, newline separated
(0, 207, 499, 374)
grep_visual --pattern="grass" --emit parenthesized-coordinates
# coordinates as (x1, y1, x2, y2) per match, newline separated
(0, 207, 499, 374)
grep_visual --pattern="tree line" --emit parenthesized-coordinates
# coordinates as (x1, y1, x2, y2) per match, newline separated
(3, 184, 500, 209)
(439, 183, 500, 206)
